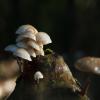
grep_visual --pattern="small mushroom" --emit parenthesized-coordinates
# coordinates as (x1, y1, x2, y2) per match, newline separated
(4, 45, 18, 52)
(34, 71, 43, 84)
(16, 32, 36, 42)
(75, 57, 100, 75)
(13, 48, 32, 61)
(16, 40, 40, 51)
(36, 32, 52, 45)
(16, 24, 38, 34)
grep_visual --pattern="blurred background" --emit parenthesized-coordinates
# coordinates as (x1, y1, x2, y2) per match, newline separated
(0, 0, 100, 55)
(0, 0, 100, 100)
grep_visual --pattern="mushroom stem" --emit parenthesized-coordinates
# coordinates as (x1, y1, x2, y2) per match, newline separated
(37, 79, 39, 84)
(80, 76, 91, 96)
(16, 58, 23, 73)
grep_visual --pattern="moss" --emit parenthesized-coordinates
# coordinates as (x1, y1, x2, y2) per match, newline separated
(8, 54, 89, 100)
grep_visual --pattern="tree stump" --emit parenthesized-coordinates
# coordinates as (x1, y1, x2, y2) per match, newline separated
(7, 54, 89, 100)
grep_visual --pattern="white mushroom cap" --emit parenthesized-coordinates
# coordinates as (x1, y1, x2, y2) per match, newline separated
(38, 43, 43, 48)
(26, 40, 40, 51)
(35, 47, 44, 56)
(34, 71, 43, 80)
(16, 42, 27, 49)
(36, 32, 52, 45)
(16, 24, 38, 34)
(26, 48, 36, 58)
(16, 40, 40, 51)
(16, 32, 36, 42)
(13, 48, 32, 61)
(4, 45, 18, 52)
(16, 42, 39, 58)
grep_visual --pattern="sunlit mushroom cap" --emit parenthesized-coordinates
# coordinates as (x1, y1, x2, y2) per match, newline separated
(36, 32, 52, 45)
(35, 47, 44, 56)
(26, 48, 36, 58)
(16, 32, 36, 42)
(16, 40, 40, 51)
(37, 43, 43, 48)
(16, 42, 27, 49)
(13, 48, 32, 61)
(75, 57, 100, 75)
(4, 45, 18, 52)
(34, 71, 43, 80)
(16, 42, 41, 57)
(16, 24, 38, 34)
(26, 40, 40, 51)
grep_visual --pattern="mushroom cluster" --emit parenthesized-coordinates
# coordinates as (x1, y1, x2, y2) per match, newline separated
(4, 24, 52, 61)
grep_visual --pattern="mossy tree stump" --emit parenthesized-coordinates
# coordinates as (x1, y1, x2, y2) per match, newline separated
(7, 54, 89, 100)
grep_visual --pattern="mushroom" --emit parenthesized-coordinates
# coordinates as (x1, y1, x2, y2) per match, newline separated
(26, 40, 40, 51)
(75, 56, 100, 95)
(16, 42, 37, 58)
(4, 45, 17, 52)
(36, 32, 52, 45)
(16, 42, 27, 49)
(16, 24, 38, 34)
(4, 45, 31, 73)
(26, 48, 36, 58)
(16, 32, 36, 42)
(75, 57, 100, 75)
(37, 43, 43, 48)
(35, 47, 44, 56)
(16, 40, 40, 51)
(34, 71, 43, 84)
(13, 48, 32, 72)
(13, 48, 32, 61)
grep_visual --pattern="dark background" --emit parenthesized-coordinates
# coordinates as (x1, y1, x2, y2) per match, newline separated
(0, 0, 100, 99)
(1, 0, 100, 55)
